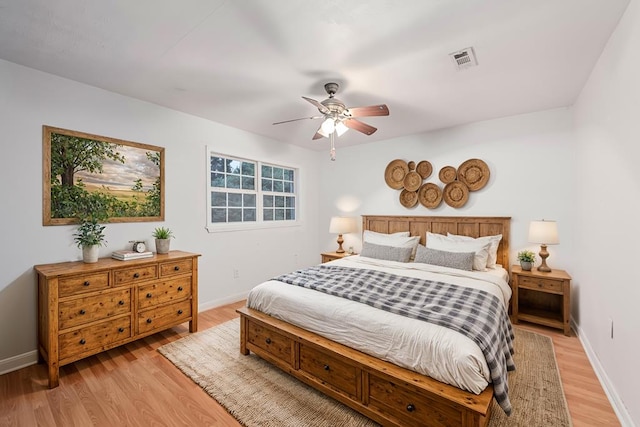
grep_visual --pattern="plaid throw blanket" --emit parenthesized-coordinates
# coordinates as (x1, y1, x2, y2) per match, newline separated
(275, 264, 516, 415)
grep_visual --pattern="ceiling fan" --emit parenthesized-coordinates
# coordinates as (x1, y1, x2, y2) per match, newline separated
(273, 82, 390, 160)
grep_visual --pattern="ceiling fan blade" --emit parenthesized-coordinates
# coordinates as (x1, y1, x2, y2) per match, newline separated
(312, 131, 324, 140)
(273, 116, 322, 125)
(302, 96, 330, 115)
(345, 104, 389, 117)
(343, 119, 377, 136)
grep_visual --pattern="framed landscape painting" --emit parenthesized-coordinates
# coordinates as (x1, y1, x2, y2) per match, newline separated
(43, 125, 165, 225)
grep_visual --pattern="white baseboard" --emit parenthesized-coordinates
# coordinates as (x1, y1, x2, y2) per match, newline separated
(198, 291, 248, 312)
(0, 350, 39, 375)
(571, 318, 635, 427)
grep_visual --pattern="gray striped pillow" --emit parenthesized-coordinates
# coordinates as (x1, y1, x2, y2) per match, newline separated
(360, 242, 413, 263)
(414, 245, 475, 271)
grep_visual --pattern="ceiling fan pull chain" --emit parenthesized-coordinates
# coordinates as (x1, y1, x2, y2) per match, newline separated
(330, 132, 336, 161)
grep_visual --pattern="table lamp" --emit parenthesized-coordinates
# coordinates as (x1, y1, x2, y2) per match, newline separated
(329, 216, 358, 253)
(528, 220, 559, 272)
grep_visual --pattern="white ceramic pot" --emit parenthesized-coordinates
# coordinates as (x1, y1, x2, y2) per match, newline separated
(155, 238, 170, 254)
(82, 245, 99, 263)
(520, 261, 532, 271)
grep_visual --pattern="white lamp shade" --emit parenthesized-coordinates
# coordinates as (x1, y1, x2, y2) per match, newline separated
(329, 216, 358, 234)
(320, 118, 336, 135)
(335, 121, 349, 136)
(528, 220, 559, 245)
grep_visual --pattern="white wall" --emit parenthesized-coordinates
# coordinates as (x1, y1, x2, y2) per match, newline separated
(572, 0, 640, 424)
(0, 59, 321, 369)
(319, 108, 577, 273)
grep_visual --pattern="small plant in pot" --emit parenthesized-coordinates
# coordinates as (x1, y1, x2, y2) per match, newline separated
(517, 250, 536, 271)
(152, 226, 174, 254)
(74, 218, 107, 263)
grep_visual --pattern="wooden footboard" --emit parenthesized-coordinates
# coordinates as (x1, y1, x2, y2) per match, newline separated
(237, 306, 493, 427)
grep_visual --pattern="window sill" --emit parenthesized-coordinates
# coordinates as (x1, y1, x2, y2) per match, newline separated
(206, 221, 301, 233)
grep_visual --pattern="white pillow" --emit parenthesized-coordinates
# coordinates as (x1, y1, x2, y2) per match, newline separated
(363, 230, 419, 259)
(426, 232, 491, 271)
(447, 233, 502, 269)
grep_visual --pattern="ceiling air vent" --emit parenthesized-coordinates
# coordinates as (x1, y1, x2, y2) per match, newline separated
(450, 47, 478, 70)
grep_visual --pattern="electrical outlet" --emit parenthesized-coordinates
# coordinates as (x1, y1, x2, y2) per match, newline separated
(233, 269, 239, 279)
(609, 318, 614, 339)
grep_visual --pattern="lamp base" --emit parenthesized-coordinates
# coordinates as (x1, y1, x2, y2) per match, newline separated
(336, 234, 345, 253)
(537, 244, 552, 272)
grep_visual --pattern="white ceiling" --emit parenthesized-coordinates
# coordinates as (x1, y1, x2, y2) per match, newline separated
(0, 0, 630, 150)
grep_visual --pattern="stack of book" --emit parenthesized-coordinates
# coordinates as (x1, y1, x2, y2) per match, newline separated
(111, 250, 154, 261)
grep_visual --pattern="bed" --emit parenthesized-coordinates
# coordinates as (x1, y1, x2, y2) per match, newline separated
(237, 215, 513, 427)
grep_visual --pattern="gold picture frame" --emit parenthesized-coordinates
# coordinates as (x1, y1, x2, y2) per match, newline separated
(43, 125, 165, 225)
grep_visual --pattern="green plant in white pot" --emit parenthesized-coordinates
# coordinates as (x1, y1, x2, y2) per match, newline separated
(152, 226, 174, 254)
(73, 219, 107, 263)
(517, 250, 536, 271)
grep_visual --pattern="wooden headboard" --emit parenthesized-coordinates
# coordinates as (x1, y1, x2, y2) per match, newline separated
(362, 215, 511, 268)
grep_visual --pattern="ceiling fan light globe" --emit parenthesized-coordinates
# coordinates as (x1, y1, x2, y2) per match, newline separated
(321, 118, 335, 134)
(335, 121, 349, 136)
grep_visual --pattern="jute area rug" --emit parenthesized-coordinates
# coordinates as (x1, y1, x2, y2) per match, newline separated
(159, 320, 571, 427)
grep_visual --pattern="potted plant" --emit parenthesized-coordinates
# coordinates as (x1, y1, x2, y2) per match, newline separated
(517, 250, 536, 271)
(73, 218, 107, 263)
(152, 226, 174, 254)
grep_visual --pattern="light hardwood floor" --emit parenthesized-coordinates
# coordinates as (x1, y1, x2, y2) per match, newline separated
(0, 300, 620, 426)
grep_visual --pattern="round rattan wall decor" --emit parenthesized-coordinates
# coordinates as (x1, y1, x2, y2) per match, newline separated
(418, 183, 443, 208)
(384, 159, 409, 189)
(457, 158, 490, 191)
(416, 161, 433, 179)
(399, 189, 418, 208)
(443, 181, 469, 208)
(438, 166, 457, 184)
(403, 171, 422, 192)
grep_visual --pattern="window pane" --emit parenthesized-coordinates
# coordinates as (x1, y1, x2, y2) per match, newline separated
(263, 209, 273, 221)
(212, 208, 226, 223)
(286, 196, 295, 208)
(227, 159, 241, 174)
(243, 194, 256, 207)
(273, 167, 283, 180)
(227, 175, 240, 189)
(283, 182, 292, 193)
(242, 177, 255, 190)
(275, 196, 285, 207)
(263, 195, 273, 207)
(243, 209, 256, 222)
(228, 193, 242, 207)
(275, 209, 285, 220)
(262, 165, 272, 178)
(212, 191, 227, 207)
(284, 169, 293, 181)
(286, 209, 294, 220)
(211, 173, 225, 188)
(273, 181, 283, 193)
(242, 162, 255, 176)
(262, 179, 272, 191)
(228, 208, 242, 222)
(211, 156, 225, 172)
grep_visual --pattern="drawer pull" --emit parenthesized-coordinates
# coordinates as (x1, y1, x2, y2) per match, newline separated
(146, 318, 152, 324)
(146, 293, 152, 298)
(406, 404, 415, 412)
(323, 364, 330, 371)
(133, 273, 140, 279)
(79, 338, 86, 345)
(177, 286, 183, 291)
(118, 300, 125, 305)
(118, 327, 125, 333)
(174, 266, 180, 271)
(79, 309, 86, 315)
(83, 281, 90, 287)
(265, 338, 272, 344)
(177, 309, 183, 315)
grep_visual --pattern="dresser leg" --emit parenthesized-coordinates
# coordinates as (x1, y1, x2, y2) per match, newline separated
(48, 362, 59, 389)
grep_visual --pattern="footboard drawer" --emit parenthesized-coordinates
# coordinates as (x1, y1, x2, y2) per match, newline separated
(299, 343, 359, 399)
(246, 320, 294, 366)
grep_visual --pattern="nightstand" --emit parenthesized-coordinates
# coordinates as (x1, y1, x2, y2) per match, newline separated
(511, 265, 572, 336)
(321, 251, 352, 263)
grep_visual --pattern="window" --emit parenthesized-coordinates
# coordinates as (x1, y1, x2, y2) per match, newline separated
(207, 151, 298, 230)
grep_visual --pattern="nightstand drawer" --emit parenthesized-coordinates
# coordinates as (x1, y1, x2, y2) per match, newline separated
(518, 276, 563, 293)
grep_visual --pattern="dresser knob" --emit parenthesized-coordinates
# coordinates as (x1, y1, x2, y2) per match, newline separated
(133, 273, 140, 278)
(146, 293, 152, 298)
(79, 309, 86, 315)
(79, 339, 86, 345)
(118, 300, 125, 305)
(83, 281, 90, 287)
(146, 318, 152, 324)
(177, 309, 183, 315)
(177, 286, 183, 291)
(406, 404, 415, 412)
(118, 327, 125, 333)
(323, 364, 330, 371)
(174, 266, 180, 271)
(538, 282, 543, 288)
(265, 338, 271, 344)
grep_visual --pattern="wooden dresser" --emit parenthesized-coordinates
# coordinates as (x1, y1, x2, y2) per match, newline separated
(35, 250, 200, 388)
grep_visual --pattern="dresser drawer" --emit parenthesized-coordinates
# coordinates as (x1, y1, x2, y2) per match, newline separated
(137, 299, 192, 334)
(59, 288, 131, 330)
(59, 316, 131, 361)
(159, 259, 193, 277)
(137, 277, 191, 309)
(58, 272, 110, 297)
(518, 276, 563, 293)
(299, 344, 358, 398)
(113, 264, 158, 286)
(368, 373, 461, 426)
(246, 320, 293, 366)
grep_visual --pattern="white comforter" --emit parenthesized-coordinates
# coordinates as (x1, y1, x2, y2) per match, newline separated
(246, 255, 512, 394)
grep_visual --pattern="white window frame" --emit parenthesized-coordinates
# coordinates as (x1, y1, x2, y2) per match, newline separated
(205, 149, 300, 232)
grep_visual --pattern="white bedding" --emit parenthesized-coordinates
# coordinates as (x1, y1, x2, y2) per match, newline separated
(247, 255, 512, 395)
